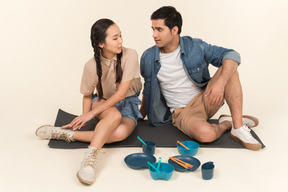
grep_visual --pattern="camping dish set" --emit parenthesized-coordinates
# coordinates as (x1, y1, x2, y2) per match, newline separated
(124, 137, 211, 181)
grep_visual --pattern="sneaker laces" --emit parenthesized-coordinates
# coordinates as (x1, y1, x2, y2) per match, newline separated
(50, 130, 74, 142)
(238, 125, 253, 139)
(84, 148, 104, 169)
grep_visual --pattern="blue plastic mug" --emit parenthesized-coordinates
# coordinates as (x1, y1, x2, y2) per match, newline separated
(201, 162, 215, 180)
(142, 141, 156, 155)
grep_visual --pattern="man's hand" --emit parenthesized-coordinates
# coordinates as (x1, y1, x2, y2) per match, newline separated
(138, 95, 147, 121)
(61, 111, 95, 131)
(138, 108, 147, 121)
(204, 79, 225, 106)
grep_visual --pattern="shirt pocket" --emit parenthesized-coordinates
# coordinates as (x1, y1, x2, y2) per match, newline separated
(187, 61, 210, 85)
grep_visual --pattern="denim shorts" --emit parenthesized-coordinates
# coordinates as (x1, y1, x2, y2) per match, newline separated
(91, 92, 143, 125)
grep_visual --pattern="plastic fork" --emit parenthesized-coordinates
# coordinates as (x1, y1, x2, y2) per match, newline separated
(169, 156, 194, 169)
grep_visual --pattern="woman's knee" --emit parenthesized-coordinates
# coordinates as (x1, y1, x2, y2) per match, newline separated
(103, 107, 122, 122)
(110, 124, 135, 142)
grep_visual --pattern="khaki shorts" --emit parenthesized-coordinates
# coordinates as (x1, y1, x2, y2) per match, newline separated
(172, 91, 223, 137)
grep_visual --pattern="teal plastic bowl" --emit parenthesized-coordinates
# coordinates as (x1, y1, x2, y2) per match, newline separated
(149, 162, 174, 181)
(177, 141, 199, 156)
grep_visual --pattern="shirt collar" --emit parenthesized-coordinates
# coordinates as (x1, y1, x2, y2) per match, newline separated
(155, 36, 185, 62)
(179, 36, 186, 55)
(100, 54, 117, 67)
(155, 47, 160, 62)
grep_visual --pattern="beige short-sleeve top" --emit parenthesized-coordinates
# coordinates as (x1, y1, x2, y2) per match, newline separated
(80, 47, 142, 99)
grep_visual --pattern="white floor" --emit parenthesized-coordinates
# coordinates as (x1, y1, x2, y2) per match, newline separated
(1, 106, 288, 192)
(1, 1, 288, 191)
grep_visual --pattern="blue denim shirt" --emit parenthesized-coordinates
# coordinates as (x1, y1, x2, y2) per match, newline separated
(140, 36, 241, 127)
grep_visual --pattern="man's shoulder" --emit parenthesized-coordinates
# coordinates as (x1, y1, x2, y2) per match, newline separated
(180, 36, 205, 53)
(141, 45, 157, 59)
(181, 36, 203, 45)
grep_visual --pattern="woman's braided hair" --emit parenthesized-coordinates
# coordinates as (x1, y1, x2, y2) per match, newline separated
(90, 19, 123, 100)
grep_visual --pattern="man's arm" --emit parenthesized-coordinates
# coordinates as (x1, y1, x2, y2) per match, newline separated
(200, 39, 241, 67)
(139, 52, 147, 120)
(139, 94, 147, 120)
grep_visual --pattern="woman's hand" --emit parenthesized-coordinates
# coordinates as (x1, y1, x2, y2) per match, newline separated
(61, 111, 95, 131)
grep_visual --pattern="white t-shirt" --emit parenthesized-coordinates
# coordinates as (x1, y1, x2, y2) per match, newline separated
(157, 46, 201, 113)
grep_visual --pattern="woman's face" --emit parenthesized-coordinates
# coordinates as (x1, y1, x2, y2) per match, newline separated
(100, 24, 123, 59)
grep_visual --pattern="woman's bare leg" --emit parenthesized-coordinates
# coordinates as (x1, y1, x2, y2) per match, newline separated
(73, 117, 136, 143)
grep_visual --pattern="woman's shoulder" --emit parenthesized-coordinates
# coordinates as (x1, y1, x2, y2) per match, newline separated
(83, 57, 96, 72)
(84, 57, 96, 66)
(122, 47, 138, 58)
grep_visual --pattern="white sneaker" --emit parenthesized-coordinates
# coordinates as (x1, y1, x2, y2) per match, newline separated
(77, 146, 103, 185)
(230, 125, 262, 151)
(35, 125, 75, 142)
(218, 114, 259, 128)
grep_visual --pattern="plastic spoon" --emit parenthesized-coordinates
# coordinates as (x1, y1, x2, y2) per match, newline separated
(157, 157, 162, 170)
(137, 136, 147, 146)
(177, 140, 190, 150)
(147, 161, 160, 173)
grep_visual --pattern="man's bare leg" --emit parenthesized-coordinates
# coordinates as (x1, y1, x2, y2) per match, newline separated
(185, 66, 244, 142)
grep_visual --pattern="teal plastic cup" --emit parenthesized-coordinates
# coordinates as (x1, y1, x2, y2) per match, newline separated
(201, 162, 215, 180)
(142, 141, 156, 155)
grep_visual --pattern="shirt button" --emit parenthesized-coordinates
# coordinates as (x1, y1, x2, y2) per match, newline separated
(197, 68, 200, 71)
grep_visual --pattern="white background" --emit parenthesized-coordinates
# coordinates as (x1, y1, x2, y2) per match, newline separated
(1, 0, 288, 191)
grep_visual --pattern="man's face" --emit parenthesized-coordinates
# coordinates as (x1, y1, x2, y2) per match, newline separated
(151, 19, 175, 49)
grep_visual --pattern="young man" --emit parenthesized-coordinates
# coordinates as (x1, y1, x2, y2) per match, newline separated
(139, 6, 261, 151)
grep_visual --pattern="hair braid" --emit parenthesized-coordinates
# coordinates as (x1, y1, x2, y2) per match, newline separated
(115, 52, 123, 83)
(94, 47, 103, 100)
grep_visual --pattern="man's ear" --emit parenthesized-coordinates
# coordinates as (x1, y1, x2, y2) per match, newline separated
(172, 26, 179, 35)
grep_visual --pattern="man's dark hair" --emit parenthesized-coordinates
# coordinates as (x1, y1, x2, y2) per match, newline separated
(151, 6, 182, 34)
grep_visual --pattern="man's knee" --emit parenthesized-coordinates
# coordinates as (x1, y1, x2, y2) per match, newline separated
(190, 125, 217, 143)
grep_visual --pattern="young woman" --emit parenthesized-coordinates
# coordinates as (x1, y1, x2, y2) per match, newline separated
(35, 18, 142, 185)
